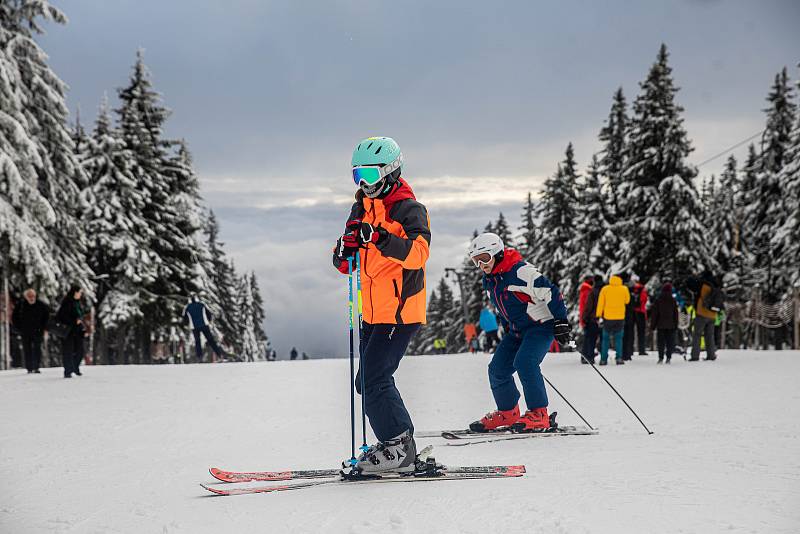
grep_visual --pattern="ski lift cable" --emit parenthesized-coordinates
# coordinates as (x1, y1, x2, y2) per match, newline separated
(695, 129, 765, 169)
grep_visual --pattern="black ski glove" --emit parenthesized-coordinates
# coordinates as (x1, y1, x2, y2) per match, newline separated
(354, 222, 388, 247)
(553, 319, 572, 346)
(334, 235, 358, 262)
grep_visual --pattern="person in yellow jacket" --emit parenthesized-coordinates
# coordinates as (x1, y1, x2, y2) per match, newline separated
(595, 274, 631, 365)
(688, 270, 719, 361)
(332, 137, 431, 474)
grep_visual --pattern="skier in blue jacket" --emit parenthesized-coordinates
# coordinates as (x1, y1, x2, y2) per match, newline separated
(183, 294, 225, 362)
(478, 304, 500, 351)
(467, 233, 571, 432)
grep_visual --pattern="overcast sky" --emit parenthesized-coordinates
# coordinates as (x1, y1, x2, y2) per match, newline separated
(39, 0, 799, 357)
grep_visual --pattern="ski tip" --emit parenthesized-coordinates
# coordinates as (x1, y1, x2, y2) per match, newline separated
(200, 483, 227, 496)
(208, 467, 230, 482)
(507, 465, 526, 476)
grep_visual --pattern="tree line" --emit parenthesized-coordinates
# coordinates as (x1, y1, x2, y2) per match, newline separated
(413, 45, 800, 354)
(0, 2, 270, 363)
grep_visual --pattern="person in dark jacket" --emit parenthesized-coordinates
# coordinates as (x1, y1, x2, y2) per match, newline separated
(649, 282, 679, 364)
(56, 285, 88, 378)
(580, 275, 604, 364)
(686, 270, 719, 361)
(12, 288, 50, 373)
(182, 294, 224, 362)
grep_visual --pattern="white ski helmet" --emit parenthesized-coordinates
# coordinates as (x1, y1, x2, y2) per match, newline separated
(469, 232, 504, 261)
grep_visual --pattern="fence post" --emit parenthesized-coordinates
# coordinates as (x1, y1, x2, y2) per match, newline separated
(794, 285, 800, 350)
(753, 284, 761, 351)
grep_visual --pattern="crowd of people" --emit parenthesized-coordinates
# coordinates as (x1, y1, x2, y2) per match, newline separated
(579, 270, 723, 365)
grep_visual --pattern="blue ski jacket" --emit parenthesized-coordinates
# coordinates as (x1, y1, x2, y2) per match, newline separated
(482, 248, 568, 337)
(183, 297, 212, 330)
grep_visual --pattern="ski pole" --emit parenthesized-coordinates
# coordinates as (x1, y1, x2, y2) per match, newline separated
(355, 253, 367, 453)
(571, 341, 654, 435)
(347, 257, 357, 466)
(542, 374, 594, 430)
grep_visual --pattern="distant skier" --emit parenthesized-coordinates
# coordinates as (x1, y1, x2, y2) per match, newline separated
(332, 136, 430, 473)
(467, 233, 570, 433)
(479, 303, 500, 351)
(182, 294, 224, 362)
(631, 275, 649, 355)
(12, 288, 50, 373)
(686, 270, 721, 361)
(580, 274, 604, 364)
(290, 347, 298, 360)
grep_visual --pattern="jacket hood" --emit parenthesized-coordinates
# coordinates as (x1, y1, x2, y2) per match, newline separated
(609, 275, 623, 286)
(493, 248, 523, 275)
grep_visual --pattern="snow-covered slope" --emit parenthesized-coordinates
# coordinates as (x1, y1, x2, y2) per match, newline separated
(1, 350, 798, 533)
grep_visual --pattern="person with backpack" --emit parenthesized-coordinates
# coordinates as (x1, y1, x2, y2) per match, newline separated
(630, 275, 648, 355)
(55, 285, 89, 378)
(687, 270, 722, 361)
(649, 282, 679, 364)
(580, 274, 604, 364)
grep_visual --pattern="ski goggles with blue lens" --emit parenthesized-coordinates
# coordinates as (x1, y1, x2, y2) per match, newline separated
(351, 154, 403, 186)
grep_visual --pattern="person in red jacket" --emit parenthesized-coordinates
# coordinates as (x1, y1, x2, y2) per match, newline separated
(577, 274, 594, 364)
(630, 275, 648, 356)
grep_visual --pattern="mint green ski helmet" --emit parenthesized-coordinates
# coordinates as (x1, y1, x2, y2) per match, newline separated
(351, 137, 403, 198)
(351, 136, 402, 167)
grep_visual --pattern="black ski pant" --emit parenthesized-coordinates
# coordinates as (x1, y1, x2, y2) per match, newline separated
(356, 323, 419, 442)
(62, 332, 84, 375)
(634, 312, 647, 354)
(582, 322, 599, 362)
(656, 329, 676, 361)
(484, 330, 499, 352)
(22, 333, 43, 371)
(623, 314, 635, 360)
(192, 326, 223, 361)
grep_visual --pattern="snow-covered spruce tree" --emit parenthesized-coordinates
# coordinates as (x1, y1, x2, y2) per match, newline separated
(0, 0, 92, 300)
(409, 289, 439, 355)
(566, 155, 614, 285)
(618, 44, 708, 282)
(116, 50, 207, 359)
(518, 193, 538, 262)
(534, 143, 578, 304)
(248, 272, 269, 357)
(746, 67, 797, 299)
(236, 273, 261, 362)
(493, 212, 513, 247)
(597, 87, 629, 221)
(433, 277, 462, 352)
(736, 144, 759, 284)
(80, 94, 158, 362)
(709, 157, 741, 274)
(202, 210, 239, 348)
(771, 75, 800, 295)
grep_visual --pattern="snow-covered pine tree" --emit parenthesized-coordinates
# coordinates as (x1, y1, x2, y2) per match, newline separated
(0, 0, 92, 300)
(433, 277, 462, 352)
(248, 272, 269, 359)
(203, 210, 239, 348)
(116, 50, 207, 359)
(518, 193, 538, 262)
(597, 87, 629, 221)
(771, 72, 800, 295)
(534, 143, 579, 304)
(566, 155, 613, 288)
(618, 44, 708, 282)
(746, 67, 797, 299)
(80, 94, 158, 361)
(236, 273, 259, 362)
(409, 289, 439, 355)
(493, 212, 513, 247)
(709, 157, 741, 275)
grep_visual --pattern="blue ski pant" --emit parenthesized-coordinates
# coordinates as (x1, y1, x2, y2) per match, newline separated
(600, 325, 624, 362)
(488, 327, 552, 412)
(356, 323, 419, 442)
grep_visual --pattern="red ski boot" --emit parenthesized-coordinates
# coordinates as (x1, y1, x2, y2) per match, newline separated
(512, 407, 554, 433)
(469, 405, 520, 432)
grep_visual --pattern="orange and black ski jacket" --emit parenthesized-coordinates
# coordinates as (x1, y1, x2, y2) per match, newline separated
(333, 179, 430, 325)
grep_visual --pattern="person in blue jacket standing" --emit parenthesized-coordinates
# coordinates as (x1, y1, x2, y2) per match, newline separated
(467, 233, 571, 432)
(479, 303, 500, 351)
(183, 294, 225, 362)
